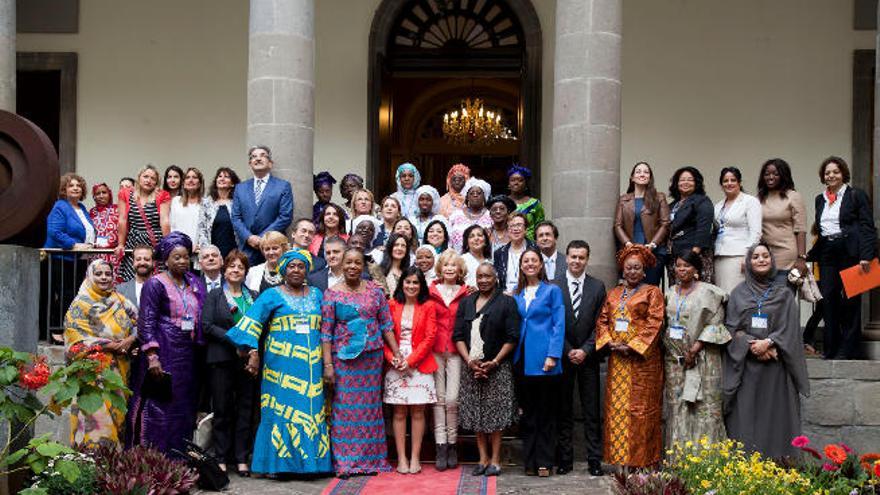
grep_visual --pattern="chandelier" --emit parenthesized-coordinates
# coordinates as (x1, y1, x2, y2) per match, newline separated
(442, 98, 515, 146)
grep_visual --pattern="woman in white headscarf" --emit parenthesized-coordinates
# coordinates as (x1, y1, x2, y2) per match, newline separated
(409, 185, 446, 241)
(448, 178, 493, 252)
(392, 163, 422, 219)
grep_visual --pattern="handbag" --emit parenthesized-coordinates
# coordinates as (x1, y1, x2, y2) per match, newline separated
(172, 439, 229, 491)
(788, 268, 822, 303)
(141, 370, 172, 403)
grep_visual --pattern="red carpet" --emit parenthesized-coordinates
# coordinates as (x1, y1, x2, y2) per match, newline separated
(321, 466, 496, 495)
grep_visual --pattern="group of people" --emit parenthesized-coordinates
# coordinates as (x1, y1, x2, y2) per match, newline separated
(50, 149, 875, 481)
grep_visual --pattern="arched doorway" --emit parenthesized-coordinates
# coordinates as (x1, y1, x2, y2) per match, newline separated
(368, 0, 542, 199)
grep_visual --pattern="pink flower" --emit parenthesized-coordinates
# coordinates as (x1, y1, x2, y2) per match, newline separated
(822, 462, 839, 472)
(802, 446, 822, 460)
(791, 436, 810, 448)
(840, 443, 853, 454)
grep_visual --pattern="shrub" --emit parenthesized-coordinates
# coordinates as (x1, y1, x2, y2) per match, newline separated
(27, 452, 98, 495)
(85, 444, 199, 495)
(790, 436, 880, 495)
(612, 470, 689, 495)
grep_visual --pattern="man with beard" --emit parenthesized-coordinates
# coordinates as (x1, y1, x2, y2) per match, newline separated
(117, 244, 154, 307)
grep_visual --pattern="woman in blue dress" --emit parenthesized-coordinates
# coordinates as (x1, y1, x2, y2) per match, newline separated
(226, 249, 332, 476)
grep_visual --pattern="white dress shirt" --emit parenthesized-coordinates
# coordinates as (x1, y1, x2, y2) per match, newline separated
(819, 184, 847, 237)
(566, 270, 586, 298)
(135, 281, 144, 306)
(713, 192, 763, 256)
(204, 274, 222, 292)
(543, 252, 559, 280)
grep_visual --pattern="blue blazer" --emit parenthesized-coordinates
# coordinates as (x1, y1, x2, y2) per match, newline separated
(513, 282, 566, 376)
(44, 200, 94, 250)
(231, 175, 294, 261)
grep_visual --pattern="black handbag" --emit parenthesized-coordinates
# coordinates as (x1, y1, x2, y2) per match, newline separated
(172, 439, 230, 491)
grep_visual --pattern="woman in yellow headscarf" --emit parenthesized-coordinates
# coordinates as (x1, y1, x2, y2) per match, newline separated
(63, 258, 138, 447)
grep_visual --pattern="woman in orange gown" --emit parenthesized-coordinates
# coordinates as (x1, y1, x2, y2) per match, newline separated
(596, 244, 665, 468)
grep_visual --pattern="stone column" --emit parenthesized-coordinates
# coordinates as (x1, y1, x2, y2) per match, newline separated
(0, 0, 14, 112)
(867, 0, 880, 360)
(551, 0, 622, 286)
(247, 0, 314, 221)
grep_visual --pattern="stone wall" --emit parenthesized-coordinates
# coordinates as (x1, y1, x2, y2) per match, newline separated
(802, 359, 880, 453)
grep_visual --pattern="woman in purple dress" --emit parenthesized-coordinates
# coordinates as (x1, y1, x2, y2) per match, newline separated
(126, 231, 205, 455)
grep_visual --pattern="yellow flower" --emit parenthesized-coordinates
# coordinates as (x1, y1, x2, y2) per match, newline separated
(701, 479, 711, 489)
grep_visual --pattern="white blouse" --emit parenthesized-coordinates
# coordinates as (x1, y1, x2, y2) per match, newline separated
(170, 198, 201, 243)
(713, 193, 762, 256)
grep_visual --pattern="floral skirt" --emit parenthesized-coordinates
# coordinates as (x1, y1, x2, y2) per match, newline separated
(384, 367, 436, 405)
(459, 361, 517, 433)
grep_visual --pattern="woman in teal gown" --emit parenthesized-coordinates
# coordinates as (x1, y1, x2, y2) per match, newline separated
(226, 249, 332, 475)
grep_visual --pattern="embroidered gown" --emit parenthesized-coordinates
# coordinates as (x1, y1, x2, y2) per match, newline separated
(226, 286, 332, 474)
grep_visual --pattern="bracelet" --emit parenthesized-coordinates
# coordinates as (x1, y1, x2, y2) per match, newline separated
(797, 254, 807, 260)
(323, 363, 333, 368)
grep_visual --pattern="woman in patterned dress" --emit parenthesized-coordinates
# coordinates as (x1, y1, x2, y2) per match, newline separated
(448, 178, 493, 252)
(225, 249, 332, 475)
(321, 248, 402, 478)
(89, 183, 120, 270)
(595, 244, 665, 468)
(116, 165, 170, 281)
(662, 251, 730, 447)
(64, 259, 137, 447)
(507, 165, 545, 242)
(384, 266, 438, 474)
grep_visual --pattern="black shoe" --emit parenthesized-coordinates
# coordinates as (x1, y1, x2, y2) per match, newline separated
(588, 462, 603, 477)
(435, 444, 448, 471)
(471, 464, 487, 476)
(484, 465, 501, 477)
(556, 466, 572, 475)
(446, 444, 458, 468)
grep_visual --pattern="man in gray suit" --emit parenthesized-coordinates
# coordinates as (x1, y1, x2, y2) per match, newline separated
(117, 244, 154, 308)
(535, 221, 567, 281)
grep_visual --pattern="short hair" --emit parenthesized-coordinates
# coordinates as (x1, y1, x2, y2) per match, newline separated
(248, 145, 272, 160)
(323, 235, 347, 248)
(508, 212, 528, 226)
(434, 249, 467, 283)
(209, 167, 241, 200)
(461, 225, 492, 259)
(566, 240, 591, 256)
(668, 166, 706, 201)
(224, 249, 250, 273)
(422, 219, 450, 252)
(674, 250, 703, 274)
(162, 165, 184, 194)
(293, 217, 316, 231)
(261, 230, 290, 250)
(58, 173, 87, 200)
(535, 221, 559, 239)
(119, 177, 135, 185)
(343, 247, 366, 263)
(819, 156, 851, 184)
(757, 158, 796, 201)
(198, 244, 221, 259)
(719, 166, 745, 192)
(132, 244, 154, 260)
(392, 266, 430, 304)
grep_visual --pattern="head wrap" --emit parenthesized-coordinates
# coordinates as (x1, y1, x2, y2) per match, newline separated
(352, 215, 381, 243)
(462, 178, 491, 204)
(278, 248, 313, 276)
(313, 171, 337, 191)
(415, 185, 441, 215)
(341, 173, 364, 188)
(616, 244, 657, 270)
(416, 244, 436, 257)
(507, 164, 532, 179)
(66, 259, 137, 356)
(744, 243, 777, 290)
(395, 163, 421, 192)
(79, 259, 115, 298)
(90, 183, 114, 209)
(157, 231, 193, 262)
(445, 163, 471, 194)
(486, 195, 516, 214)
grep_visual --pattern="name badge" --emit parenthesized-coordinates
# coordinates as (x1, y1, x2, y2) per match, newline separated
(295, 322, 310, 335)
(181, 315, 195, 331)
(96, 235, 110, 248)
(615, 318, 630, 333)
(751, 313, 768, 329)
(669, 325, 685, 340)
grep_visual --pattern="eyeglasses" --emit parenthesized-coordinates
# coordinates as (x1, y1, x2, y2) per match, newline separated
(509, 223, 526, 230)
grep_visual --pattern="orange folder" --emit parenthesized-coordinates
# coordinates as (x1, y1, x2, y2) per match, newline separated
(840, 258, 880, 298)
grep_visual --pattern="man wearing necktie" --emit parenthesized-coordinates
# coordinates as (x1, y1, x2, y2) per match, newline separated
(231, 145, 294, 264)
(536, 221, 567, 281)
(552, 240, 606, 477)
(199, 245, 224, 291)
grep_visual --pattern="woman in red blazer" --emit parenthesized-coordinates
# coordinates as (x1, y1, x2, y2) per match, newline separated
(384, 266, 438, 475)
(427, 249, 472, 470)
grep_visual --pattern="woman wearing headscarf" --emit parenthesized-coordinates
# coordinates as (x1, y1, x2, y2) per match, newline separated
(415, 245, 438, 283)
(487, 195, 516, 253)
(64, 259, 138, 447)
(439, 163, 471, 218)
(89, 182, 120, 254)
(595, 245, 664, 468)
(663, 251, 730, 447)
(409, 185, 445, 240)
(392, 162, 422, 219)
(226, 249, 333, 475)
(448, 178, 493, 252)
(351, 214, 382, 249)
(321, 248, 401, 477)
(507, 165, 545, 241)
(723, 243, 809, 459)
(453, 262, 520, 477)
(313, 171, 337, 225)
(126, 231, 206, 455)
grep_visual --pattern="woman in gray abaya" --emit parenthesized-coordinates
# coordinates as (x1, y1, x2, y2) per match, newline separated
(722, 243, 809, 459)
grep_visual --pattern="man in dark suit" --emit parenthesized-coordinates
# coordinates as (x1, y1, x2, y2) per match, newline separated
(493, 212, 535, 292)
(553, 240, 606, 477)
(232, 145, 294, 265)
(306, 236, 346, 291)
(198, 245, 224, 291)
(117, 244, 154, 308)
(535, 221, 566, 281)
(290, 218, 326, 273)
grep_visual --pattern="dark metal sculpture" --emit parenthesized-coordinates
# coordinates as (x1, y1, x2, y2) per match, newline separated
(0, 110, 59, 242)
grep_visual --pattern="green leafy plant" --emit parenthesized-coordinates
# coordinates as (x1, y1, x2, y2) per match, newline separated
(0, 345, 129, 493)
(790, 436, 880, 495)
(26, 452, 98, 495)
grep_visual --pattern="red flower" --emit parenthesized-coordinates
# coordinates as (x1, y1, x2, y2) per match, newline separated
(874, 461, 880, 478)
(839, 442, 853, 454)
(791, 436, 810, 448)
(861, 453, 880, 472)
(822, 462, 839, 472)
(825, 444, 848, 465)
(18, 356, 50, 390)
(801, 446, 822, 460)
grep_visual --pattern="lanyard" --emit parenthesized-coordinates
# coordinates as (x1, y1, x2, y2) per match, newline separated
(167, 274, 192, 318)
(749, 282, 774, 314)
(673, 284, 693, 325)
(618, 283, 642, 317)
